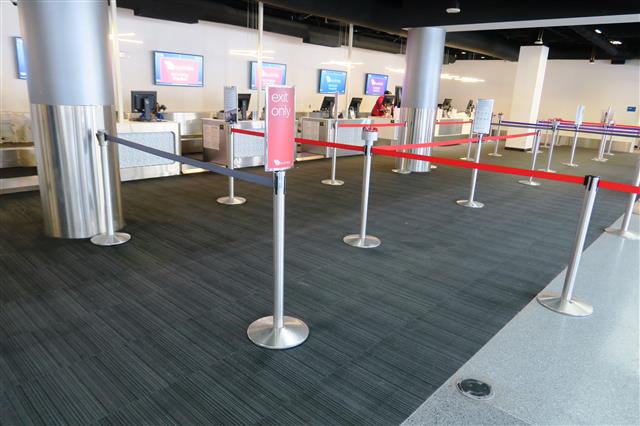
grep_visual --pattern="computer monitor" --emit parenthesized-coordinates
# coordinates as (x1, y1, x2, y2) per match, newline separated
(465, 99, 474, 115)
(238, 93, 251, 120)
(394, 86, 402, 107)
(320, 96, 336, 116)
(442, 98, 452, 111)
(383, 95, 395, 106)
(348, 97, 362, 116)
(131, 91, 157, 121)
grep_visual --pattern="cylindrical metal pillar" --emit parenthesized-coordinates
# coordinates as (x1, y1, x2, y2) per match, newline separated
(537, 176, 600, 317)
(18, 0, 122, 238)
(401, 27, 445, 173)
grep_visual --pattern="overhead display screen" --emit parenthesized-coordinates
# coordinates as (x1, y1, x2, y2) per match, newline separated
(318, 69, 347, 94)
(153, 51, 204, 87)
(15, 37, 27, 80)
(250, 61, 287, 89)
(365, 73, 389, 96)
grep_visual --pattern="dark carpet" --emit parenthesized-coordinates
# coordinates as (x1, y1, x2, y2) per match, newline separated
(0, 144, 636, 425)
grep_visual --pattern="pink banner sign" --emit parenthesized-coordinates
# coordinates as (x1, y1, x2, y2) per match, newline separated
(159, 57, 200, 85)
(265, 86, 295, 172)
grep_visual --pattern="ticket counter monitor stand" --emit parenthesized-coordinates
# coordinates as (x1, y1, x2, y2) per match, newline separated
(343, 128, 381, 248)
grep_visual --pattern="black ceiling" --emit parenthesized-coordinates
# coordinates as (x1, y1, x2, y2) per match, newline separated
(117, 0, 640, 61)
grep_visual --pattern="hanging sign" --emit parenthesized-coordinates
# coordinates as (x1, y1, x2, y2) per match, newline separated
(265, 85, 295, 172)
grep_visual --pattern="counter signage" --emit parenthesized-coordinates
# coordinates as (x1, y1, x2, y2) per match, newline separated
(154, 51, 204, 87)
(319, 69, 347, 94)
(265, 85, 295, 172)
(472, 98, 494, 134)
(250, 62, 287, 89)
(365, 73, 389, 96)
(224, 86, 238, 123)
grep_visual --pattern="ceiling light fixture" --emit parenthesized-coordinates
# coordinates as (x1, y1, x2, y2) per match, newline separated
(594, 28, 603, 34)
(534, 29, 544, 45)
(446, 0, 461, 14)
(609, 40, 622, 45)
(461, 51, 467, 54)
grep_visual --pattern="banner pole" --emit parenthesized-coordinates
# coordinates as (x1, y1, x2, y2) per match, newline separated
(217, 125, 246, 205)
(322, 93, 344, 186)
(460, 124, 474, 161)
(456, 133, 485, 208)
(91, 130, 130, 246)
(488, 113, 503, 157)
(562, 124, 580, 167)
(537, 175, 599, 317)
(592, 123, 609, 162)
(518, 130, 542, 186)
(538, 120, 559, 173)
(343, 128, 381, 248)
(247, 171, 309, 349)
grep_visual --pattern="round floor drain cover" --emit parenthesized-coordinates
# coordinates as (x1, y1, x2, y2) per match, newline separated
(456, 378, 494, 400)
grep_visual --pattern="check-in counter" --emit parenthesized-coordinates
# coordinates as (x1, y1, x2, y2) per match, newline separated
(202, 119, 265, 168)
(299, 117, 401, 158)
(116, 120, 181, 181)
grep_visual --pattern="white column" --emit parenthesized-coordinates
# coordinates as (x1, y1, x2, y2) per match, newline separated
(505, 46, 549, 150)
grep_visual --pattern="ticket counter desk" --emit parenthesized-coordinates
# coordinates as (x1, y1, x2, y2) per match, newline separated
(202, 118, 266, 168)
(299, 117, 400, 158)
(116, 120, 181, 181)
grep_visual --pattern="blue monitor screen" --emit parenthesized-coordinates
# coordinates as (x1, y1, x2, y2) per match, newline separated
(153, 51, 204, 87)
(250, 62, 287, 89)
(318, 69, 347, 94)
(365, 73, 389, 96)
(15, 37, 27, 80)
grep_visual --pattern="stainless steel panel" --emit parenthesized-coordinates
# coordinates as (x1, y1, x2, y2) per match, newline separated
(30, 104, 123, 238)
(203, 119, 265, 168)
(163, 112, 213, 136)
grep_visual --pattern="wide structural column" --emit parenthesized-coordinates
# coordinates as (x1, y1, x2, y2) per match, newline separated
(18, 0, 123, 238)
(401, 27, 446, 172)
(505, 46, 549, 150)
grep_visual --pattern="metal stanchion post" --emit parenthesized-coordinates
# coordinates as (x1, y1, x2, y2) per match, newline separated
(247, 170, 309, 349)
(322, 94, 344, 185)
(562, 124, 580, 167)
(217, 125, 247, 205)
(604, 157, 640, 239)
(343, 128, 381, 248)
(538, 120, 559, 173)
(91, 130, 131, 246)
(488, 113, 503, 157)
(456, 133, 485, 208)
(537, 175, 600, 317)
(605, 125, 615, 156)
(592, 124, 609, 162)
(518, 130, 542, 187)
(460, 126, 474, 161)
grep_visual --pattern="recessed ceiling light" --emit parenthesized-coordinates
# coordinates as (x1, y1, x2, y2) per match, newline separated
(461, 51, 466, 54)
(594, 28, 603, 34)
(481, 56, 486, 59)
(609, 40, 622, 45)
(446, 0, 461, 13)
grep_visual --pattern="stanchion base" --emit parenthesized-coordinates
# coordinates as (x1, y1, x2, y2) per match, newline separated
(518, 179, 541, 187)
(604, 227, 640, 240)
(488, 153, 503, 157)
(430, 164, 438, 170)
(536, 293, 593, 317)
(391, 168, 411, 174)
(91, 232, 131, 246)
(456, 199, 484, 208)
(247, 316, 309, 349)
(343, 234, 381, 248)
(459, 157, 472, 161)
(217, 196, 246, 205)
(562, 162, 579, 167)
(537, 168, 556, 173)
(591, 157, 608, 162)
(321, 179, 345, 186)
(605, 153, 615, 157)
(528, 150, 543, 155)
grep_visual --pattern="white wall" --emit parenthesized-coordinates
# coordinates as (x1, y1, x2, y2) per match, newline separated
(2, 3, 639, 129)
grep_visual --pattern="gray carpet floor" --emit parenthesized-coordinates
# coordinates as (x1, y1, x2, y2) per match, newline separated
(0, 144, 636, 425)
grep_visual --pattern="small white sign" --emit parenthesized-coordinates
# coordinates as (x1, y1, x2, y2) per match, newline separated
(575, 105, 585, 127)
(473, 99, 494, 134)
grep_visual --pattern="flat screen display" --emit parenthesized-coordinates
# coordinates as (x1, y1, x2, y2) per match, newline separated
(365, 73, 388, 96)
(250, 61, 287, 89)
(15, 37, 27, 80)
(153, 51, 204, 87)
(318, 69, 347, 94)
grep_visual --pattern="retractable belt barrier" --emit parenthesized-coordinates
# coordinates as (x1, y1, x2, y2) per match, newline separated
(230, 128, 266, 138)
(294, 137, 365, 152)
(500, 120, 640, 137)
(435, 120, 473, 125)
(337, 122, 406, 128)
(377, 132, 536, 152)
